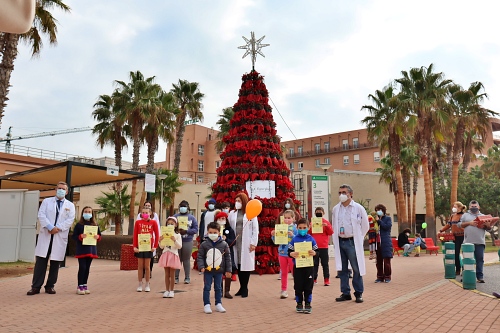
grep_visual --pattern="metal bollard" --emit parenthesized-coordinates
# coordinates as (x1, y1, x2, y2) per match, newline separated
(461, 243, 476, 290)
(444, 242, 455, 279)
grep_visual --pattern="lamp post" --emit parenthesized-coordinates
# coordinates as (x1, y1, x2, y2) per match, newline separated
(157, 174, 167, 224)
(366, 198, 371, 210)
(317, 163, 332, 175)
(195, 191, 201, 222)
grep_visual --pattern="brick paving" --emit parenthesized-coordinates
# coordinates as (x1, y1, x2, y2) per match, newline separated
(1, 252, 499, 333)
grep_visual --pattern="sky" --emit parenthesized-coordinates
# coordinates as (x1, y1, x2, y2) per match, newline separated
(2, 0, 500, 166)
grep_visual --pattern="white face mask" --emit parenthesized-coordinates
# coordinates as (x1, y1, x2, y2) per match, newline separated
(452, 207, 458, 213)
(235, 202, 242, 210)
(339, 194, 348, 203)
(217, 220, 226, 226)
(208, 234, 219, 241)
(406, 233, 410, 237)
(208, 204, 215, 210)
(223, 208, 229, 213)
(285, 203, 291, 209)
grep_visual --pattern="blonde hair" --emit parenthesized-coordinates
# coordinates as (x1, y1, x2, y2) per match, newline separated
(454, 201, 466, 212)
(283, 210, 295, 218)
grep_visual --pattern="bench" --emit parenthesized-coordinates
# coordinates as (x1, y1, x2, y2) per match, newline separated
(392, 237, 439, 256)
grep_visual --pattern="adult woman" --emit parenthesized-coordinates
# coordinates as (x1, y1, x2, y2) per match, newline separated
(173, 200, 199, 284)
(276, 197, 301, 224)
(136, 201, 160, 278)
(440, 201, 466, 275)
(374, 204, 393, 283)
(228, 192, 259, 298)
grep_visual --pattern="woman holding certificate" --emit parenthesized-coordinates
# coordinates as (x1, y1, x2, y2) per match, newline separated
(228, 192, 259, 298)
(133, 207, 160, 292)
(73, 206, 101, 295)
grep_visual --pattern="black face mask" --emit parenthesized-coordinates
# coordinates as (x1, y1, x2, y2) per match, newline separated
(469, 207, 479, 214)
(315, 212, 322, 218)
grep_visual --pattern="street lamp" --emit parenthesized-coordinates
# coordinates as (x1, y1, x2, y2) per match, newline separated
(195, 191, 202, 222)
(366, 198, 371, 210)
(317, 163, 332, 175)
(157, 174, 167, 224)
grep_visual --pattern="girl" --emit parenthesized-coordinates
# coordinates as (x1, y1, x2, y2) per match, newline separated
(158, 217, 182, 298)
(72, 206, 101, 295)
(133, 207, 159, 292)
(136, 201, 160, 279)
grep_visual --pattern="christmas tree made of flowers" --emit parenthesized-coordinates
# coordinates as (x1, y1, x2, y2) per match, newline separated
(212, 70, 297, 274)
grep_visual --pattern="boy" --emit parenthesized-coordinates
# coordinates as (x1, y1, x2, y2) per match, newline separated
(289, 218, 319, 314)
(197, 222, 232, 314)
(413, 233, 422, 257)
(308, 207, 333, 286)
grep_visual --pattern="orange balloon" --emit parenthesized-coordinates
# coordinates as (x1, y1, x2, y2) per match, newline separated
(245, 199, 262, 220)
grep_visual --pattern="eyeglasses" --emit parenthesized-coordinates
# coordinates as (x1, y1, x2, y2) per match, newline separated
(338, 191, 348, 195)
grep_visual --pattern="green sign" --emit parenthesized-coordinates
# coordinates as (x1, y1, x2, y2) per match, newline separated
(184, 118, 199, 125)
(312, 175, 328, 181)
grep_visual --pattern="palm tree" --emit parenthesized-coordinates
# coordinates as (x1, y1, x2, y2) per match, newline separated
(95, 184, 131, 235)
(215, 107, 234, 153)
(375, 156, 400, 220)
(0, 0, 71, 127)
(480, 145, 500, 177)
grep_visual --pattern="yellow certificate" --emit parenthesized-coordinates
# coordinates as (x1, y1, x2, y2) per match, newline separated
(279, 215, 284, 224)
(177, 216, 188, 230)
(295, 241, 313, 268)
(160, 226, 174, 247)
(312, 217, 323, 234)
(138, 234, 151, 252)
(274, 224, 289, 245)
(82, 225, 98, 245)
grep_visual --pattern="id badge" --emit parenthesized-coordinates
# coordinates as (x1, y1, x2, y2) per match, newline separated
(340, 227, 345, 235)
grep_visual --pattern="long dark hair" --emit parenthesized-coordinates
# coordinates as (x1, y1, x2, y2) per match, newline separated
(78, 206, 96, 226)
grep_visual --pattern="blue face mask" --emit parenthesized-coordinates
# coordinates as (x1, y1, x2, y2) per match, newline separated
(179, 207, 188, 214)
(377, 210, 383, 216)
(83, 213, 92, 221)
(298, 229, 308, 236)
(56, 189, 66, 199)
(208, 204, 215, 210)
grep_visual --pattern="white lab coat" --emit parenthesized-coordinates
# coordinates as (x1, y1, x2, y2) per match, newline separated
(35, 196, 76, 261)
(331, 200, 369, 275)
(228, 210, 259, 272)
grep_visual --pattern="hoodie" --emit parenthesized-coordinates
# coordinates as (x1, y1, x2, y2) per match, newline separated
(197, 236, 232, 274)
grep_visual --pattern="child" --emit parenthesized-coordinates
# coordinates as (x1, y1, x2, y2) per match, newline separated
(271, 209, 298, 298)
(413, 233, 422, 257)
(367, 212, 379, 260)
(133, 207, 159, 292)
(288, 218, 318, 314)
(72, 206, 101, 295)
(197, 222, 232, 314)
(215, 211, 236, 299)
(158, 217, 182, 298)
(309, 207, 333, 286)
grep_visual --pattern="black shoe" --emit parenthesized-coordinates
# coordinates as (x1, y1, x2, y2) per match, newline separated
(235, 289, 242, 296)
(335, 275, 340, 278)
(296, 303, 304, 313)
(335, 294, 352, 302)
(27, 288, 40, 296)
(477, 279, 485, 283)
(45, 287, 56, 294)
(241, 289, 248, 298)
(354, 292, 363, 303)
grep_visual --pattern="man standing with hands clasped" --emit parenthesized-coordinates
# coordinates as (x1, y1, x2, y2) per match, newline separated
(331, 184, 369, 303)
(27, 181, 75, 295)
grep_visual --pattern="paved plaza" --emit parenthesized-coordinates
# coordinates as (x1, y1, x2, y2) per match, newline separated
(1, 252, 499, 333)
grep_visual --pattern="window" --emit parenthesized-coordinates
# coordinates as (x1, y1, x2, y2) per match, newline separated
(315, 159, 320, 167)
(298, 146, 303, 156)
(324, 157, 330, 164)
(198, 160, 204, 171)
(354, 154, 360, 164)
(324, 142, 330, 152)
(343, 155, 349, 165)
(289, 148, 294, 157)
(289, 162, 294, 170)
(342, 139, 348, 150)
(298, 162, 304, 170)
(374, 152, 380, 162)
(198, 144, 204, 156)
(197, 175, 204, 183)
(353, 137, 359, 148)
(315, 143, 320, 154)
(215, 161, 221, 169)
(208, 134, 212, 140)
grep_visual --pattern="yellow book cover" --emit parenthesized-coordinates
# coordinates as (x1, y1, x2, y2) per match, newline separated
(311, 217, 323, 234)
(82, 225, 98, 246)
(138, 234, 151, 252)
(160, 226, 174, 247)
(274, 224, 289, 245)
(177, 216, 188, 230)
(295, 241, 313, 268)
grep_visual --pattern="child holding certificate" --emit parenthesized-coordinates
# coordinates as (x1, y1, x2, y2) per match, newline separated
(308, 207, 333, 286)
(158, 217, 182, 298)
(72, 206, 101, 295)
(271, 210, 297, 299)
(288, 218, 318, 314)
(133, 207, 160, 292)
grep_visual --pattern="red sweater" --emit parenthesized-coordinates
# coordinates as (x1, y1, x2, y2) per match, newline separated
(308, 218, 333, 248)
(133, 219, 160, 249)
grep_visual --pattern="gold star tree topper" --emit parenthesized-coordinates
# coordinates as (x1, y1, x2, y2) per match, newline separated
(238, 31, 270, 70)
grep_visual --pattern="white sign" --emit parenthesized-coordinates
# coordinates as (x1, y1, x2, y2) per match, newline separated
(245, 180, 275, 199)
(106, 166, 119, 176)
(145, 173, 156, 193)
(311, 175, 329, 213)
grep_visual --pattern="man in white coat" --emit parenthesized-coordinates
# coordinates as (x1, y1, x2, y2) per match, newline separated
(331, 184, 369, 303)
(27, 181, 75, 295)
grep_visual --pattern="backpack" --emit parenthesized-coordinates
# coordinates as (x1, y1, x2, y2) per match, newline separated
(420, 238, 427, 250)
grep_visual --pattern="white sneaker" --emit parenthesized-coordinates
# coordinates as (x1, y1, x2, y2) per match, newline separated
(136, 284, 143, 292)
(168, 291, 175, 298)
(215, 303, 226, 313)
(204, 304, 212, 314)
(76, 287, 85, 295)
(163, 291, 169, 298)
(280, 290, 288, 299)
(144, 284, 151, 292)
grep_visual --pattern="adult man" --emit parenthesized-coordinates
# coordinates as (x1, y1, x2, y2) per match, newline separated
(457, 200, 492, 283)
(27, 181, 75, 295)
(331, 184, 369, 303)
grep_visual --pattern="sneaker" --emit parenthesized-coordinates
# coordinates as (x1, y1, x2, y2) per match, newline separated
(280, 291, 288, 299)
(169, 291, 175, 298)
(277, 276, 281, 280)
(136, 284, 143, 292)
(304, 303, 312, 314)
(184, 278, 190, 284)
(175, 278, 179, 284)
(215, 303, 226, 313)
(296, 303, 304, 313)
(314, 280, 317, 285)
(144, 284, 151, 292)
(385, 279, 391, 283)
(83, 285, 90, 294)
(335, 294, 352, 302)
(374, 279, 384, 283)
(493, 292, 500, 298)
(163, 291, 170, 298)
(204, 304, 212, 314)
(77, 286, 85, 295)
(324, 278, 330, 286)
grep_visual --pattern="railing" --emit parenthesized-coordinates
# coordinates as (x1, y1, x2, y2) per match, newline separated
(1, 143, 87, 161)
(285, 142, 378, 159)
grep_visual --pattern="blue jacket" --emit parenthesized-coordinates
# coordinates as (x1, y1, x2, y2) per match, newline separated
(272, 224, 298, 257)
(378, 215, 393, 258)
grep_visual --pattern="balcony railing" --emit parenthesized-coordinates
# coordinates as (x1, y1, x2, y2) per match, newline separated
(285, 142, 378, 159)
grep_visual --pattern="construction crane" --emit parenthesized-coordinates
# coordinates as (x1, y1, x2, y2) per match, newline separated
(0, 126, 92, 153)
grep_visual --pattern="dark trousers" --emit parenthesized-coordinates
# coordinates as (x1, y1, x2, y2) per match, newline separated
(313, 248, 330, 280)
(237, 269, 251, 292)
(77, 257, 93, 285)
(454, 235, 464, 273)
(375, 246, 392, 280)
(31, 236, 60, 289)
(294, 266, 314, 304)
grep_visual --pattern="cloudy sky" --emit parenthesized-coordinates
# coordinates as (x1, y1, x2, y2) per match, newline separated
(3, 0, 500, 166)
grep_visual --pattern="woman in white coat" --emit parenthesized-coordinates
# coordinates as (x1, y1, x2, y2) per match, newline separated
(228, 192, 259, 298)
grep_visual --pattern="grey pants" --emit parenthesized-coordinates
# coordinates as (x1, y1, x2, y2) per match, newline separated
(175, 240, 193, 280)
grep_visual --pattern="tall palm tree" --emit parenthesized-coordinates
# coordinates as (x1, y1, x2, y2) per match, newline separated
(481, 145, 500, 178)
(215, 107, 234, 153)
(95, 184, 131, 235)
(0, 0, 71, 128)
(375, 156, 400, 220)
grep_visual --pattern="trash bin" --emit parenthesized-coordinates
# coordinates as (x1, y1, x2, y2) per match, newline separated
(461, 243, 475, 290)
(120, 244, 138, 271)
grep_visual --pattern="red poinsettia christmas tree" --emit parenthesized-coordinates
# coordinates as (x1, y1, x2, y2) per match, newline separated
(212, 70, 298, 274)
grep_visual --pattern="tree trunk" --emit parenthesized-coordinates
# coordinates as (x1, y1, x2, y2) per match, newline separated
(145, 137, 158, 174)
(395, 164, 408, 230)
(173, 112, 187, 173)
(412, 189, 417, 235)
(450, 160, 460, 206)
(128, 180, 137, 235)
(421, 155, 436, 243)
(0, 33, 20, 127)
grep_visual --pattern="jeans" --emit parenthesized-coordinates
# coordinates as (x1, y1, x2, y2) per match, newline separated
(203, 271, 223, 305)
(338, 237, 363, 295)
(474, 244, 485, 280)
(403, 243, 415, 254)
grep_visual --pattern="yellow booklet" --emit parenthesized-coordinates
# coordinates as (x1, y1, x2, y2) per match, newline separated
(220, 225, 225, 237)
(138, 234, 151, 252)
(274, 224, 289, 245)
(160, 225, 174, 247)
(177, 216, 188, 230)
(82, 225, 98, 246)
(280, 215, 284, 224)
(295, 241, 313, 268)
(311, 217, 323, 234)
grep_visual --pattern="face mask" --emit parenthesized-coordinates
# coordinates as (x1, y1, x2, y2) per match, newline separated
(339, 194, 348, 203)
(208, 204, 215, 210)
(377, 210, 383, 216)
(83, 213, 92, 221)
(141, 213, 149, 220)
(452, 207, 458, 213)
(235, 202, 242, 210)
(285, 203, 291, 209)
(217, 220, 226, 226)
(470, 207, 479, 214)
(179, 207, 188, 214)
(208, 234, 219, 241)
(223, 208, 230, 213)
(405, 233, 410, 237)
(56, 189, 66, 199)
(298, 229, 308, 236)
(315, 212, 322, 218)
